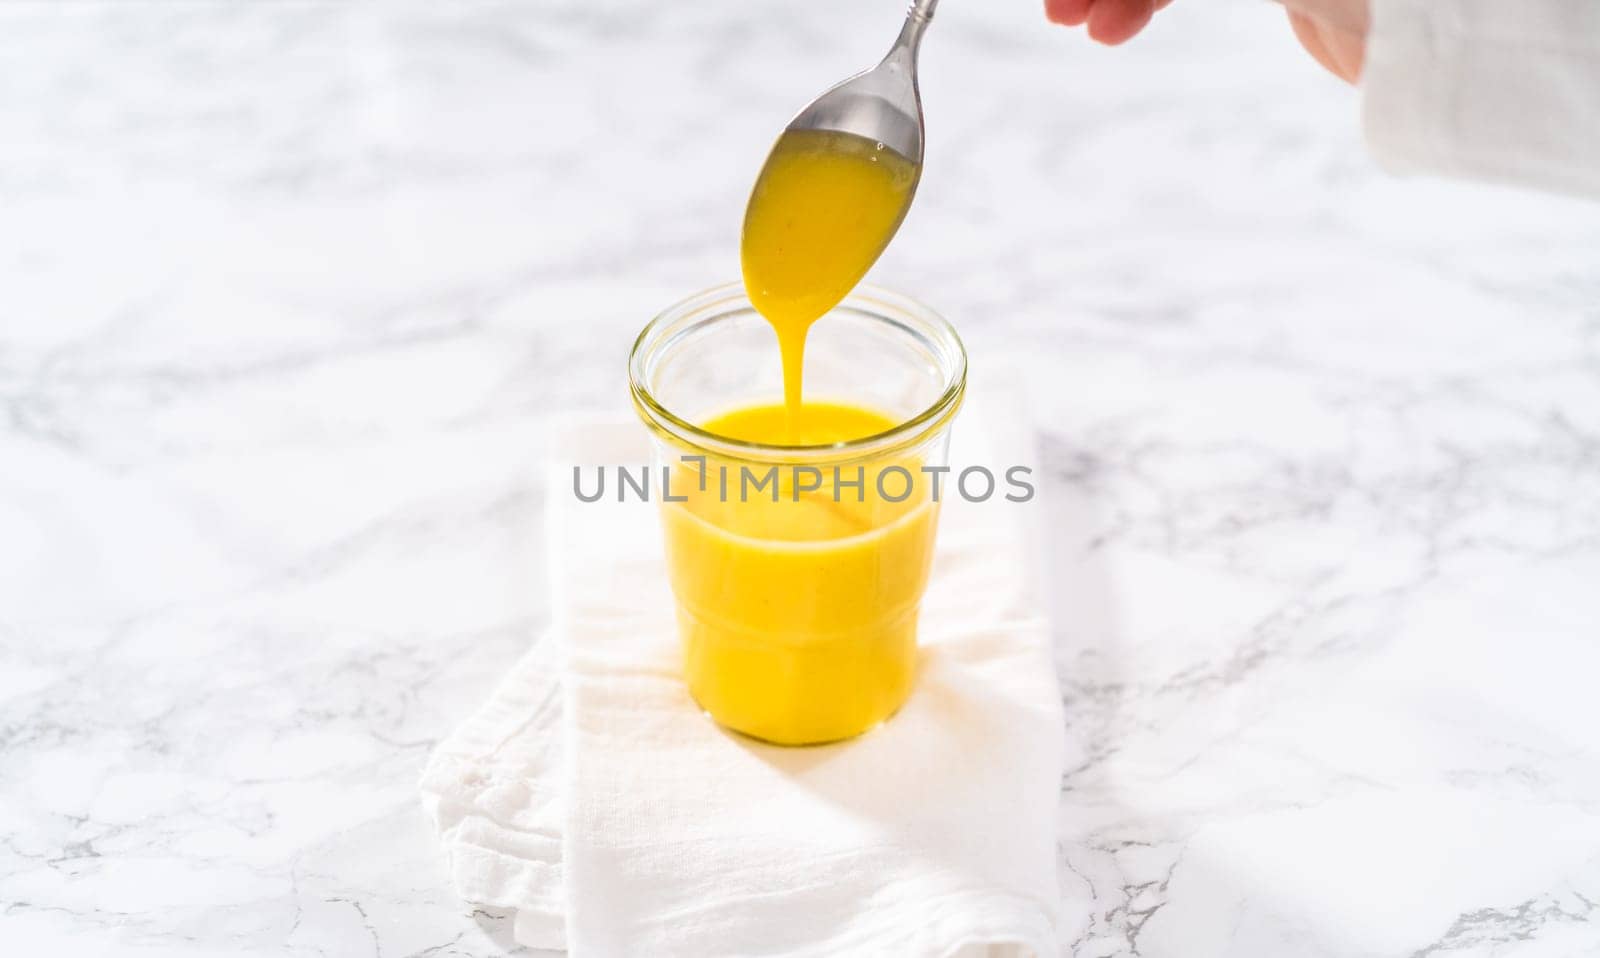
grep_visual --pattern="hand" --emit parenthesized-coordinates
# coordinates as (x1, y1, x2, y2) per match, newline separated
(1045, 0, 1370, 84)
(1042, 0, 1175, 46)
(1283, 0, 1368, 83)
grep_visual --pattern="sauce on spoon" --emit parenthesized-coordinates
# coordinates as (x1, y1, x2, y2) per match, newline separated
(740, 128, 918, 420)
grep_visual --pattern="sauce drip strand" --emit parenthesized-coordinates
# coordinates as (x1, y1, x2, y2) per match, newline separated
(740, 128, 917, 422)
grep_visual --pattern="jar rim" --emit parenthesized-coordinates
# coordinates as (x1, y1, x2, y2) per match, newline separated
(628, 282, 967, 464)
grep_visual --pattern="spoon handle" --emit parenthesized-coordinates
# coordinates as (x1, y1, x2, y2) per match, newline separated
(893, 0, 938, 60)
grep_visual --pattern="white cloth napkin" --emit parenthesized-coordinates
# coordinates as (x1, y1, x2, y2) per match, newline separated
(1363, 0, 1600, 199)
(421, 386, 1066, 957)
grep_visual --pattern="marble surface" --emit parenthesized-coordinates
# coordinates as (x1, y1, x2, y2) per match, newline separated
(3, 1, 1600, 955)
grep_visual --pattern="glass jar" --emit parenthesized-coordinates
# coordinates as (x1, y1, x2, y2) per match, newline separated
(628, 283, 966, 745)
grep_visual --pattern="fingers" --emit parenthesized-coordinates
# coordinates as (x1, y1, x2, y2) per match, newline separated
(1046, 0, 1175, 45)
(1282, 0, 1368, 35)
(1286, 9, 1364, 83)
(1044, 0, 1092, 27)
(1321, 17, 1365, 81)
(1088, 0, 1155, 45)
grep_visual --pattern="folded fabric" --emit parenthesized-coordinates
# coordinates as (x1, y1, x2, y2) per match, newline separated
(422, 383, 1066, 956)
(1363, 0, 1600, 198)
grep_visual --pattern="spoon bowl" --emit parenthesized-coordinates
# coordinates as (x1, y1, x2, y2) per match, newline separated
(784, 0, 937, 166)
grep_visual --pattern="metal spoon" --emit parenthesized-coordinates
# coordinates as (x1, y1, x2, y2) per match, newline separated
(784, 0, 938, 166)
(738, 2, 939, 417)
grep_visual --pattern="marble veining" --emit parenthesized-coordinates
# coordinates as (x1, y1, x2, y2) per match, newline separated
(3, 1, 1599, 955)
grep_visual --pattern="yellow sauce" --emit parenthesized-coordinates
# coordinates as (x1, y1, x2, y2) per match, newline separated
(656, 127, 925, 745)
(660, 402, 938, 745)
(741, 128, 917, 417)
